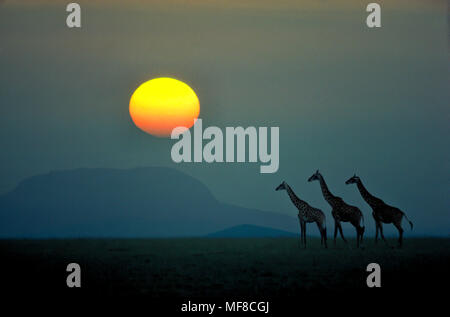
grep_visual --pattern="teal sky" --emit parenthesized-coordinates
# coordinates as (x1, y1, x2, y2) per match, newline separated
(0, 0, 448, 235)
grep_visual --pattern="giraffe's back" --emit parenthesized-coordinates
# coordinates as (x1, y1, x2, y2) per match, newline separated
(334, 201, 363, 223)
(374, 204, 403, 223)
(303, 207, 325, 224)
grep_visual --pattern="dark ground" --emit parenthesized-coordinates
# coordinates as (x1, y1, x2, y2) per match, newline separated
(1, 238, 449, 312)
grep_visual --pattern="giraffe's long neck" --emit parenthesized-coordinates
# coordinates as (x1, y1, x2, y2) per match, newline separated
(285, 185, 307, 209)
(318, 175, 337, 206)
(356, 180, 381, 207)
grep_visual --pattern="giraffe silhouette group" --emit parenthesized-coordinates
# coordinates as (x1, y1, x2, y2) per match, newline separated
(276, 170, 413, 248)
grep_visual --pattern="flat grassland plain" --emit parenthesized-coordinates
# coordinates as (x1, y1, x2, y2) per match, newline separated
(1, 238, 449, 299)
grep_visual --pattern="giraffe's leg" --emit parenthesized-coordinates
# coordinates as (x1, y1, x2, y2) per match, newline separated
(338, 223, 347, 244)
(356, 226, 364, 247)
(316, 222, 323, 245)
(394, 221, 404, 248)
(353, 221, 360, 247)
(356, 224, 364, 248)
(333, 220, 338, 246)
(299, 221, 302, 247)
(302, 221, 306, 248)
(375, 222, 379, 244)
(360, 227, 364, 246)
(379, 223, 388, 245)
(300, 221, 305, 248)
(302, 221, 306, 247)
(360, 225, 364, 244)
(297, 217, 302, 248)
(320, 222, 328, 249)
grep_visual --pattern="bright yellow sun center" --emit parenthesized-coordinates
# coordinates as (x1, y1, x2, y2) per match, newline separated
(129, 77, 200, 137)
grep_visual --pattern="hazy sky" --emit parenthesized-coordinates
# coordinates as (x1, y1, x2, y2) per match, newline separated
(0, 0, 448, 235)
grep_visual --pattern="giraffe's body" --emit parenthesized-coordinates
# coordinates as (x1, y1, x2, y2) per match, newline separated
(276, 181, 327, 248)
(346, 175, 413, 247)
(308, 170, 365, 248)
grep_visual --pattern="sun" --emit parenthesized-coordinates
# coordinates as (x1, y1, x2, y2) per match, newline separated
(129, 77, 200, 137)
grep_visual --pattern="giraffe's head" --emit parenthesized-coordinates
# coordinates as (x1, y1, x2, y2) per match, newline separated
(345, 174, 360, 185)
(275, 181, 287, 191)
(308, 170, 320, 182)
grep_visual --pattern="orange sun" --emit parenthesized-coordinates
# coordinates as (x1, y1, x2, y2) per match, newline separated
(129, 77, 200, 137)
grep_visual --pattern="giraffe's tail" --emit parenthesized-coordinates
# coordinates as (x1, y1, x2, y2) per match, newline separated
(403, 213, 413, 230)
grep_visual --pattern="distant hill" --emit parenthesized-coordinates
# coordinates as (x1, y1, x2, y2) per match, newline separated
(206, 224, 297, 238)
(0, 167, 297, 237)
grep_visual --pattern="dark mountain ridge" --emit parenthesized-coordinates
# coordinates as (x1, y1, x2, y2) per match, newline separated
(0, 167, 297, 237)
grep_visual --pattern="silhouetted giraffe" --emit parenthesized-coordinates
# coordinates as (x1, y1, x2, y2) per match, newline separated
(345, 174, 413, 248)
(276, 181, 327, 248)
(308, 170, 365, 248)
